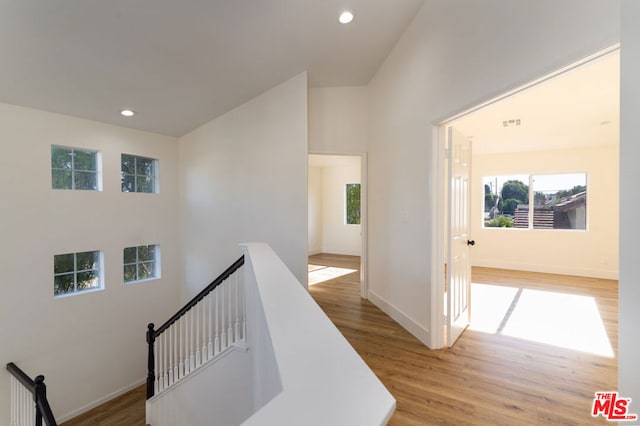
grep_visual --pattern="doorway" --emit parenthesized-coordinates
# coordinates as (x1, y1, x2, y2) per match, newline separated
(308, 154, 368, 297)
(432, 46, 620, 349)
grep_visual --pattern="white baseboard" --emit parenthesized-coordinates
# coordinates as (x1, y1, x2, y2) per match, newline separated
(56, 377, 146, 423)
(472, 259, 619, 280)
(320, 247, 361, 256)
(367, 290, 432, 348)
(308, 248, 322, 256)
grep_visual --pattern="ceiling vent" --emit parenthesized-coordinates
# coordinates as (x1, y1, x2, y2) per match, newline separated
(503, 119, 521, 127)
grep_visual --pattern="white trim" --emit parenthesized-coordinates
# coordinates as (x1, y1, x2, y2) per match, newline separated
(430, 45, 620, 350)
(57, 378, 145, 423)
(472, 259, 618, 281)
(368, 290, 431, 347)
(319, 248, 361, 256)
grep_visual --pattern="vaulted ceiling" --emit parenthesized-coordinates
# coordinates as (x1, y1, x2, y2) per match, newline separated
(0, 0, 424, 136)
(453, 51, 619, 155)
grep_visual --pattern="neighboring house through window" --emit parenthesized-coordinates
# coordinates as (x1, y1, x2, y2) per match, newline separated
(483, 173, 587, 230)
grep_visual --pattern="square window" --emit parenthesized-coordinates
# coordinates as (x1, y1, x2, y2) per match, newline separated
(51, 146, 100, 191)
(54, 251, 103, 297)
(121, 154, 158, 193)
(123, 244, 160, 283)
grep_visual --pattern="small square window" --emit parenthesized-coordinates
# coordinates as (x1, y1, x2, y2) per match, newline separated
(124, 245, 160, 283)
(54, 251, 103, 296)
(51, 146, 100, 190)
(345, 183, 361, 225)
(121, 154, 158, 193)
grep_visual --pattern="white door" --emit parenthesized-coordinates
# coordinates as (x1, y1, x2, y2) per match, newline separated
(447, 127, 473, 347)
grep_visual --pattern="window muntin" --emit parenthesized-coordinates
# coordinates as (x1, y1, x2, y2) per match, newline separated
(54, 251, 102, 296)
(124, 244, 160, 283)
(121, 154, 158, 193)
(483, 173, 587, 230)
(345, 183, 361, 225)
(51, 146, 100, 190)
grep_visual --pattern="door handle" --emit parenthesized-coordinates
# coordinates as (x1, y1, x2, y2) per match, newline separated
(467, 240, 475, 246)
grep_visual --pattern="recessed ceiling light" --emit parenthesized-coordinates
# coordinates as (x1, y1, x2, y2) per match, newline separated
(120, 109, 135, 117)
(339, 11, 354, 24)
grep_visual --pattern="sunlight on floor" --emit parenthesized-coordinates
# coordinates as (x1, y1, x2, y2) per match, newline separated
(308, 265, 358, 286)
(470, 283, 614, 357)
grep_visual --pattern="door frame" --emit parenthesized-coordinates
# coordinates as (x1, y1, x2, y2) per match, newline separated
(308, 151, 369, 298)
(429, 44, 620, 349)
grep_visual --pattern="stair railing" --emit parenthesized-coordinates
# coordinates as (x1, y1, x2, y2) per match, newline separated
(6, 363, 57, 426)
(146, 255, 246, 399)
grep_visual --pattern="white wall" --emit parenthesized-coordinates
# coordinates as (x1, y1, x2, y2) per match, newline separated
(308, 86, 368, 154)
(367, 0, 620, 347)
(146, 348, 255, 426)
(179, 73, 309, 297)
(321, 164, 361, 256)
(0, 103, 180, 423)
(619, 0, 640, 412)
(471, 146, 619, 279)
(308, 166, 324, 254)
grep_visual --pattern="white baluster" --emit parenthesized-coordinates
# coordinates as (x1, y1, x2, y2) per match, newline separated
(174, 322, 179, 382)
(241, 270, 247, 342)
(195, 304, 201, 367)
(154, 338, 159, 394)
(214, 288, 220, 355)
(208, 293, 214, 359)
(235, 272, 241, 343)
(228, 278, 233, 344)
(189, 310, 195, 371)
(168, 327, 173, 386)
(202, 294, 208, 362)
(221, 282, 227, 349)
(179, 317, 184, 379)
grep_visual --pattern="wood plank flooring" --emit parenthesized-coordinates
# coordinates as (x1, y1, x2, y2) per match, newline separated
(60, 385, 146, 426)
(309, 253, 618, 426)
(61, 254, 618, 425)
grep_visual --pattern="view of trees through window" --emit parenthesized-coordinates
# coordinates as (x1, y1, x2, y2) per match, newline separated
(483, 173, 586, 230)
(124, 244, 159, 283)
(346, 183, 361, 225)
(51, 146, 99, 190)
(121, 154, 157, 193)
(54, 251, 101, 296)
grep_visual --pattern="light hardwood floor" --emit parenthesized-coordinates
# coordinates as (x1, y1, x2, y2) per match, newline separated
(61, 254, 618, 425)
(309, 253, 617, 425)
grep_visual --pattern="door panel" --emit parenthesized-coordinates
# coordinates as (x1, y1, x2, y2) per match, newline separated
(447, 127, 472, 347)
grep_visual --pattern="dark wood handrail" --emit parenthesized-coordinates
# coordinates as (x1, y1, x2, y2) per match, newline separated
(146, 255, 245, 399)
(153, 255, 244, 337)
(6, 363, 58, 426)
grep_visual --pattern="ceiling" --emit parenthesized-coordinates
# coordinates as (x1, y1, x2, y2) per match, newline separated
(0, 0, 423, 137)
(453, 51, 620, 155)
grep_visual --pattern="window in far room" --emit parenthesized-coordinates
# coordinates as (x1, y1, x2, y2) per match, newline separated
(345, 183, 361, 225)
(121, 154, 158, 193)
(483, 173, 586, 230)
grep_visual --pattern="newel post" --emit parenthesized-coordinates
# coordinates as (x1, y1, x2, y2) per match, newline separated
(34, 375, 46, 426)
(146, 323, 156, 399)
